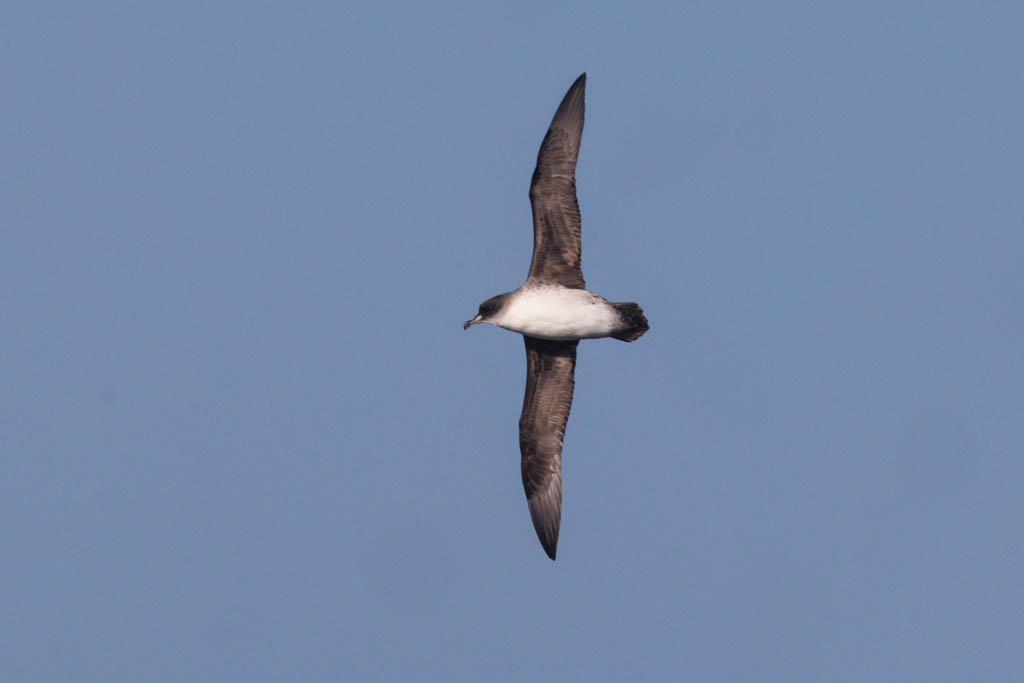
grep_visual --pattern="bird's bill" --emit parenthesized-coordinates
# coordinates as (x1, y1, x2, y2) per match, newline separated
(463, 314, 483, 329)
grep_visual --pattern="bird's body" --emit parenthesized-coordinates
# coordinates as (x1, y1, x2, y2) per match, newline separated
(487, 285, 624, 341)
(464, 73, 648, 560)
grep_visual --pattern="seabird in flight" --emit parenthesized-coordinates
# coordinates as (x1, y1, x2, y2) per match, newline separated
(464, 73, 649, 560)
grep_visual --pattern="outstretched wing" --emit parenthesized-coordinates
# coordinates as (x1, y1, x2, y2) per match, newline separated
(519, 336, 579, 560)
(527, 73, 586, 289)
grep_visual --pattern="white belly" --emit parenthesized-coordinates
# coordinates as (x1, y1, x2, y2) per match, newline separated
(493, 286, 620, 340)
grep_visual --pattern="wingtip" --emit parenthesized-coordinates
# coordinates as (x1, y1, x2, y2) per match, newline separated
(545, 73, 587, 137)
(538, 529, 558, 561)
(568, 72, 586, 95)
(528, 493, 562, 561)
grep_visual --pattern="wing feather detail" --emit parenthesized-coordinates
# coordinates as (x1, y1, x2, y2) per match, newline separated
(527, 73, 587, 289)
(519, 336, 578, 560)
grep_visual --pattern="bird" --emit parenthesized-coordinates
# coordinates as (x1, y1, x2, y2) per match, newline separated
(464, 73, 649, 560)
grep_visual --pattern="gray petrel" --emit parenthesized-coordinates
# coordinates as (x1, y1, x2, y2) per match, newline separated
(464, 73, 649, 560)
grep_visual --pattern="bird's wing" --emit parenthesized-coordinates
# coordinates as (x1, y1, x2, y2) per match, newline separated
(519, 336, 578, 560)
(527, 73, 587, 289)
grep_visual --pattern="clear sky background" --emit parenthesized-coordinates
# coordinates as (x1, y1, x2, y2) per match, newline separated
(3, 1, 1023, 680)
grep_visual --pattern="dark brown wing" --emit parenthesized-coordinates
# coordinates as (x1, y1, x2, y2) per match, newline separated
(519, 336, 579, 560)
(527, 73, 586, 289)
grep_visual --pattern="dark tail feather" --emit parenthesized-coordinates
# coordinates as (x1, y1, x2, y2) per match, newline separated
(611, 302, 649, 342)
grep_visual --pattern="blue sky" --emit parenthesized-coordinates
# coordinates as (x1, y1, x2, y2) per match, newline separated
(3, 1, 1023, 680)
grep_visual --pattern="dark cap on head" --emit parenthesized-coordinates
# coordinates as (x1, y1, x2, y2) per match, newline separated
(464, 293, 509, 329)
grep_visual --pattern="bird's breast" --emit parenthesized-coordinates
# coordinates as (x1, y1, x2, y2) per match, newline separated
(494, 286, 620, 341)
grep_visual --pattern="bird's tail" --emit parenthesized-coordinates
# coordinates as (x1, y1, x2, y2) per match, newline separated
(611, 302, 649, 342)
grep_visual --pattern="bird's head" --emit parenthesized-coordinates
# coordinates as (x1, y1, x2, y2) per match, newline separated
(464, 294, 508, 330)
